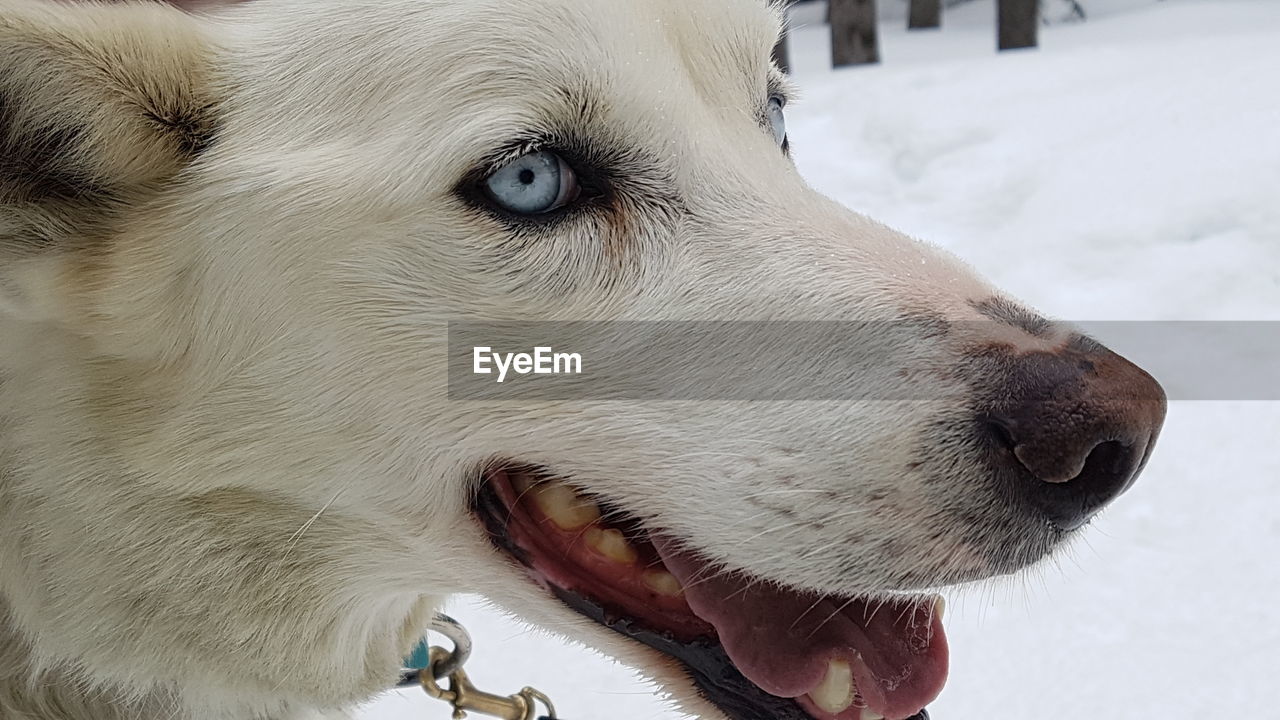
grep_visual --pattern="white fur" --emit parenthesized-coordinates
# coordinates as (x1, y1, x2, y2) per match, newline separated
(0, 1, 1073, 718)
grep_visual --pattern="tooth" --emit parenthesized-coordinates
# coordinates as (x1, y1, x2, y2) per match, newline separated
(642, 570, 683, 596)
(532, 482, 601, 530)
(933, 594, 946, 622)
(586, 527, 639, 564)
(808, 659, 854, 715)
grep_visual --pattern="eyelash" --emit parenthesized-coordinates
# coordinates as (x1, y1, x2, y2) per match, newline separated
(465, 85, 788, 223)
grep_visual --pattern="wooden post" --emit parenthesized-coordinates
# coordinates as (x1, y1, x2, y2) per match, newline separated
(830, 0, 879, 67)
(907, 0, 941, 30)
(772, 1, 791, 73)
(998, 0, 1038, 50)
(773, 34, 790, 74)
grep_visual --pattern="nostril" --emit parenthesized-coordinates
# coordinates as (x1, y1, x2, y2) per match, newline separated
(981, 415, 1017, 452)
(1075, 439, 1139, 493)
(1037, 439, 1141, 530)
(1088, 440, 1132, 479)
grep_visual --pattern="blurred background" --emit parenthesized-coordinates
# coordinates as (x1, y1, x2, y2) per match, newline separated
(362, 1, 1280, 717)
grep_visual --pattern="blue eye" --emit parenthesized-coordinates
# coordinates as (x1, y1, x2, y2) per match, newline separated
(767, 96, 786, 148)
(483, 150, 578, 215)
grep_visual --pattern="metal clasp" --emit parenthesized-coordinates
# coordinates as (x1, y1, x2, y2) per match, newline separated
(424, 614, 473, 680)
(419, 647, 557, 720)
(413, 614, 557, 720)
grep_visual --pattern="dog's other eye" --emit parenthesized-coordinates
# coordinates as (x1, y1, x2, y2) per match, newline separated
(767, 95, 787, 148)
(483, 150, 579, 215)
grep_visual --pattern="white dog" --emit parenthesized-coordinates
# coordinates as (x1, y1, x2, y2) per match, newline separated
(0, 1, 1166, 719)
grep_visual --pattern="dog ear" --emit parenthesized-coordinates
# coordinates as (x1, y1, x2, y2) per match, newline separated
(0, 0, 218, 260)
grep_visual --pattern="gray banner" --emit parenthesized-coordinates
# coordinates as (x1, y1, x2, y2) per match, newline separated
(445, 321, 1280, 401)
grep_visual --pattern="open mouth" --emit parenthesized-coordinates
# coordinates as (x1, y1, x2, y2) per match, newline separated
(473, 467, 948, 720)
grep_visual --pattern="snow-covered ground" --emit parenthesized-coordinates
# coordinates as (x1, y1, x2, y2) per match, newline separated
(361, 2, 1280, 718)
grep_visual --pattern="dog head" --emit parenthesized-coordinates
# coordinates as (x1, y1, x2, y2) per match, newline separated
(0, 1, 1165, 719)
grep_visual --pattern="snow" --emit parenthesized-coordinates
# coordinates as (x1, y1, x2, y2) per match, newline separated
(360, 2, 1280, 718)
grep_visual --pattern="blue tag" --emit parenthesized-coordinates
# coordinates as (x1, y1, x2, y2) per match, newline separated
(404, 639, 432, 671)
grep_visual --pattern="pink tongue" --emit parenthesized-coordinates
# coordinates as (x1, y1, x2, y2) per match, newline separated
(653, 537, 948, 720)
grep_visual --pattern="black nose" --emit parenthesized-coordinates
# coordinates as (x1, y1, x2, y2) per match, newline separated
(982, 339, 1167, 530)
